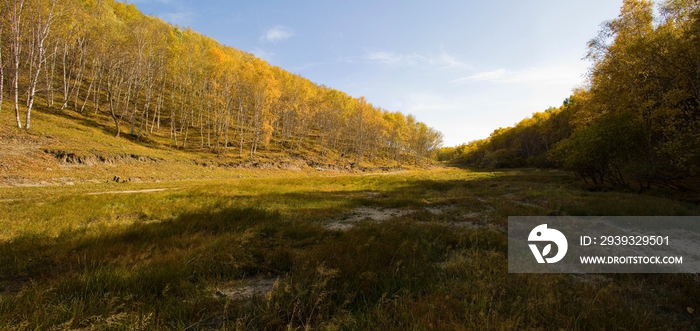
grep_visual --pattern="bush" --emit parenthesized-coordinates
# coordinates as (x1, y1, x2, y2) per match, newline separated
(551, 112, 648, 187)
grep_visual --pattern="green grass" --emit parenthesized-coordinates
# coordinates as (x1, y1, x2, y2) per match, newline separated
(1, 167, 700, 330)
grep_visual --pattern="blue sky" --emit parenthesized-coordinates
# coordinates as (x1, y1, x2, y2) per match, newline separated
(126, 0, 624, 146)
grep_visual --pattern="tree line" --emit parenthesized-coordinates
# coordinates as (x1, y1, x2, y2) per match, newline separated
(444, 0, 700, 190)
(0, 0, 443, 165)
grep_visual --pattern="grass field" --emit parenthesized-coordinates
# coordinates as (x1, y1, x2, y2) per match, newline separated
(1, 166, 700, 330)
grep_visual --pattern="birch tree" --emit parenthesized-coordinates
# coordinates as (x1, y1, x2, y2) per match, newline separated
(24, 0, 57, 129)
(4, 0, 25, 128)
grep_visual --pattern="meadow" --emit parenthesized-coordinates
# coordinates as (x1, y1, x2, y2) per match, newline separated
(1, 166, 699, 330)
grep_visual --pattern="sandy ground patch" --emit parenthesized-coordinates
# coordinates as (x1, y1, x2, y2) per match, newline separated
(214, 278, 277, 300)
(425, 206, 448, 214)
(324, 203, 504, 232)
(324, 207, 414, 231)
(86, 188, 175, 195)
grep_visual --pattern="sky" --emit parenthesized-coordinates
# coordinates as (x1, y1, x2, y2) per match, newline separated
(125, 0, 625, 146)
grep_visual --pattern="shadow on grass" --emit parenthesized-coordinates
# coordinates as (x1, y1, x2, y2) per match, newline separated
(32, 107, 167, 150)
(0, 201, 504, 329)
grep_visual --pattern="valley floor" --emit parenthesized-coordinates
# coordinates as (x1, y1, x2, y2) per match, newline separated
(1, 166, 699, 330)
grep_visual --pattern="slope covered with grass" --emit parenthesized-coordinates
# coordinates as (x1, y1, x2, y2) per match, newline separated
(0, 97, 420, 187)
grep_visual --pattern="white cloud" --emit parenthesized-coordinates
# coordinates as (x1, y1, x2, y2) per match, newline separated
(437, 46, 469, 69)
(365, 51, 398, 63)
(290, 62, 322, 71)
(365, 48, 470, 69)
(365, 51, 424, 66)
(501, 65, 587, 85)
(336, 56, 355, 64)
(451, 69, 507, 83)
(451, 63, 587, 86)
(439, 52, 466, 69)
(261, 26, 293, 42)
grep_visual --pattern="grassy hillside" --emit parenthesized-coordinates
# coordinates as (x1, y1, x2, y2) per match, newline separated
(0, 98, 417, 188)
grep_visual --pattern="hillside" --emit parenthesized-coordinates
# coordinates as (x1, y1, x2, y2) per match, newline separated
(0, 98, 426, 187)
(0, 0, 442, 185)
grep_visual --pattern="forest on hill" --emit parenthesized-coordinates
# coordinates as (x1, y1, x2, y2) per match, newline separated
(444, 0, 700, 190)
(0, 0, 443, 166)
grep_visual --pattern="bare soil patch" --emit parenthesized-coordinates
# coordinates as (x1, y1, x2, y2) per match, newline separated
(214, 278, 278, 300)
(86, 188, 175, 195)
(324, 207, 414, 231)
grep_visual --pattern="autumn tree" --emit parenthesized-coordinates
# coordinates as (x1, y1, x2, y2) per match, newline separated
(4, 0, 25, 128)
(23, 0, 57, 129)
(553, 0, 700, 187)
(0, 2, 4, 113)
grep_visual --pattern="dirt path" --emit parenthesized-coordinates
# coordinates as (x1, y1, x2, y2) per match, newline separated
(86, 188, 176, 195)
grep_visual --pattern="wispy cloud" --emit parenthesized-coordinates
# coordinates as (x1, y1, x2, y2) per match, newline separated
(290, 62, 322, 71)
(451, 69, 507, 84)
(365, 51, 417, 66)
(365, 51, 426, 66)
(261, 26, 293, 42)
(451, 64, 587, 86)
(437, 46, 469, 69)
(365, 51, 398, 64)
(365, 48, 469, 69)
(438, 53, 467, 69)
